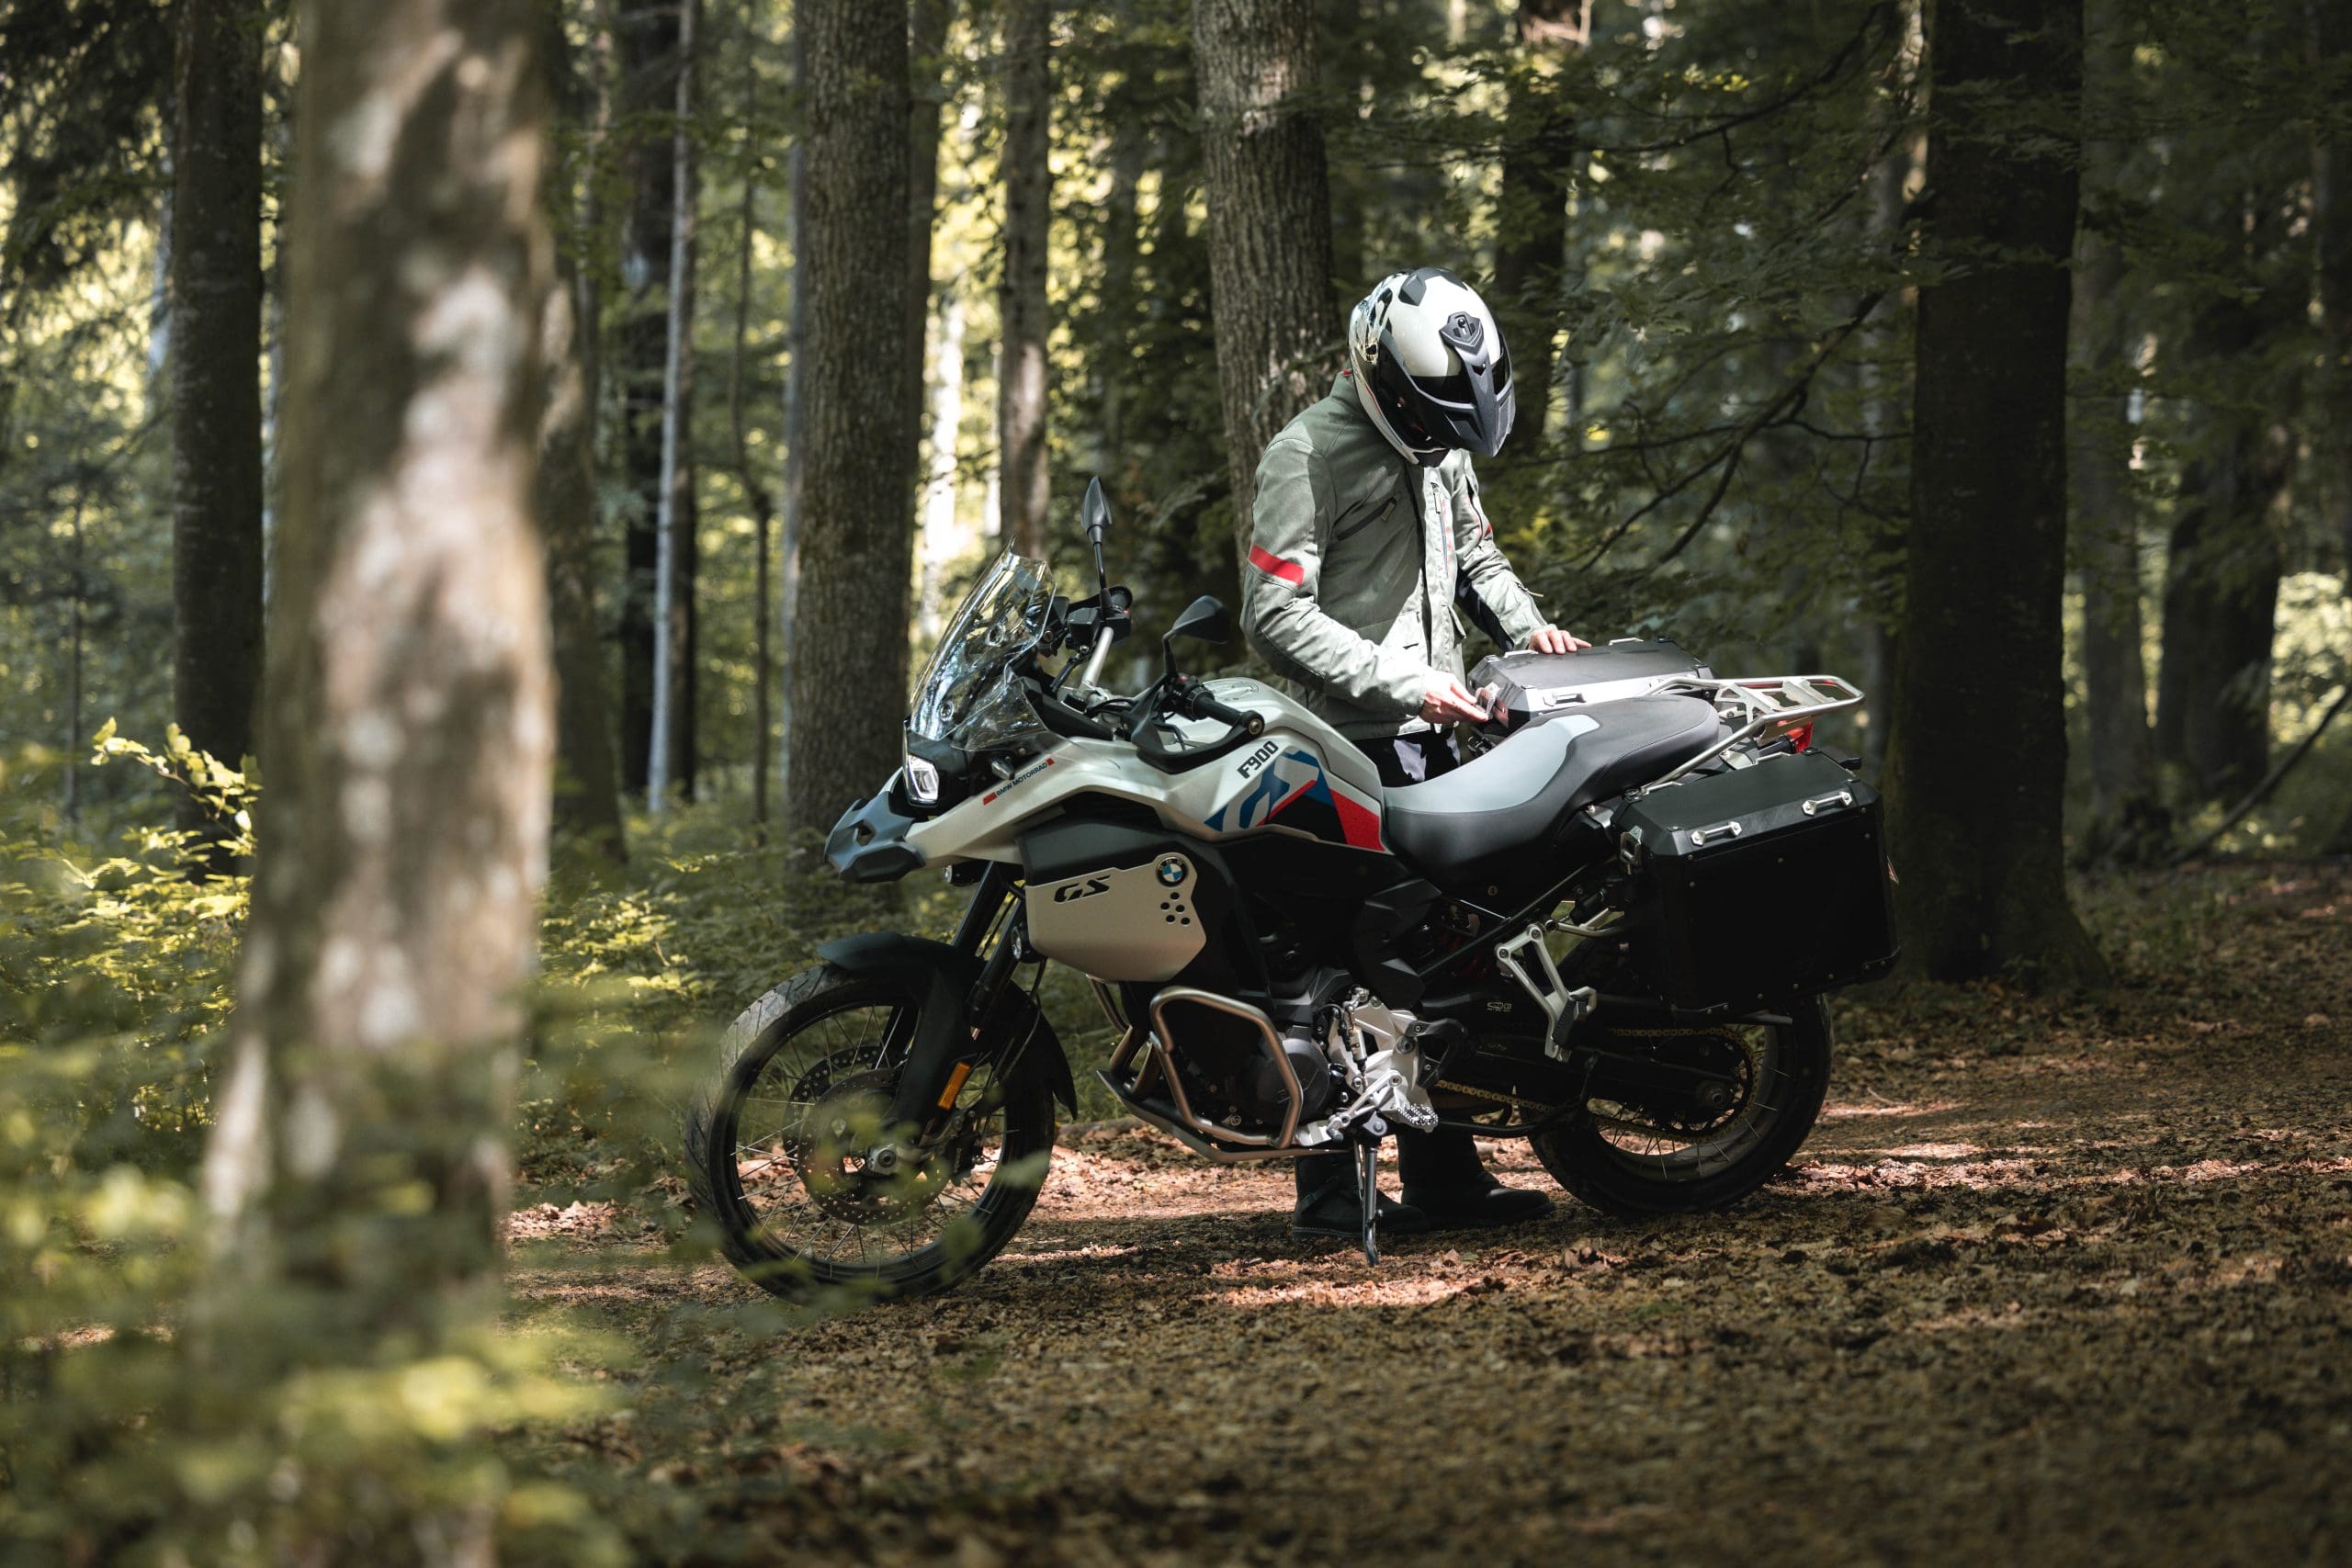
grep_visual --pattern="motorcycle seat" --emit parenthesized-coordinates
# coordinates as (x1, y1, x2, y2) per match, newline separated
(1382, 694, 1724, 897)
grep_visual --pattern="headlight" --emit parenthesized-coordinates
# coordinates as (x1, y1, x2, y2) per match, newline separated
(904, 752, 942, 805)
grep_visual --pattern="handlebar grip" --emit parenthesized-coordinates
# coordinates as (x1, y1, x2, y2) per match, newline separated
(1193, 694, 1265, 735)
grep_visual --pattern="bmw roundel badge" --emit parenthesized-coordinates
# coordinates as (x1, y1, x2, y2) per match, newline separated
(1156, 857, 1187, 887)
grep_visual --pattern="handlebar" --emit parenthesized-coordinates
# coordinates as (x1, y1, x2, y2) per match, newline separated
(1190, 693, 1264, 736)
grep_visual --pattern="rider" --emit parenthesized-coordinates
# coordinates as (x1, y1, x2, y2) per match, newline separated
(1241, 265, 1589, 1242)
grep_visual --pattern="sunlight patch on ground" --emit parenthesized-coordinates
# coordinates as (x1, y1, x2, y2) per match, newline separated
(1817, 1099, 1964, 1121)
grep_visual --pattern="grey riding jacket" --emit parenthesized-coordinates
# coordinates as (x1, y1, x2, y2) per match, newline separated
(1241, 372, 1549, 739)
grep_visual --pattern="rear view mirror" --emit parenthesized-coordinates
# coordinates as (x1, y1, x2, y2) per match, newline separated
(1161, 594, 1232, 681)
(1166, 595, 1231, 648)
(1081, 476, 1112, 541)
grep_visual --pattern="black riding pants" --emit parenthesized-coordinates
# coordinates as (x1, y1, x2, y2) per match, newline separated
(1294, 730, 1487, 1202)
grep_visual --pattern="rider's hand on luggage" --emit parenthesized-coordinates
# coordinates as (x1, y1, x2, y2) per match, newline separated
(1527, 626, 1590, 654)
(1420, 677, 1491, 726)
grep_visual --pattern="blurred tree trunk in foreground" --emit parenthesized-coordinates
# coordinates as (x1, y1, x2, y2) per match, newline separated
(197, 0, 552, 1558)
(2068, 0, 2164, 862)
(1884, 0, 2106, 987)
(998, 0, 1051, 557)
(167, 0, 266, 852)
(783, 0, 918, 835)
(1193, 0, 1338, 560)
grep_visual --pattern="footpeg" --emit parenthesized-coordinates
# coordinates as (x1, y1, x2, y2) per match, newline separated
(1494, 924, 1598, 1061)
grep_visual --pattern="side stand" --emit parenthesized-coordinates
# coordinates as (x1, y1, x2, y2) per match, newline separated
(1352, 1114, 1389, 1267)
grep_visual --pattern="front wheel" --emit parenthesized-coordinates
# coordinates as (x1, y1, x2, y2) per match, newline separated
(684, 962, 1058, 1305)
(1532, 996, 1832, 1216)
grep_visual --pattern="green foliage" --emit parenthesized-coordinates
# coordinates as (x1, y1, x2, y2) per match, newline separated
(0, 723, 1130, 1562)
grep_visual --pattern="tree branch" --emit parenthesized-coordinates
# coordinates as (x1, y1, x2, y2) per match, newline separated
(2170, 682, 2352, 863)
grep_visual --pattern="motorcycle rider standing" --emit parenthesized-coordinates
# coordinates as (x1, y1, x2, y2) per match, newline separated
(1242, 266, 1588, 1241)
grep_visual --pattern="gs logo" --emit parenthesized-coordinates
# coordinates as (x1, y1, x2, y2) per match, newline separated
(1051, 876, 1110, 903)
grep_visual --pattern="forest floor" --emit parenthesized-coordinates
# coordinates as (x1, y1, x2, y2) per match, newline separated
(508, 863, 2352, 1567)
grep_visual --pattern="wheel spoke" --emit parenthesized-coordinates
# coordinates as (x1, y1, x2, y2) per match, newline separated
(714, 990, 1035, 1289)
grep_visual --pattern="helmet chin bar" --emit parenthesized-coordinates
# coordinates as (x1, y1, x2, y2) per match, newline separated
(1353, 366, 1450, 467)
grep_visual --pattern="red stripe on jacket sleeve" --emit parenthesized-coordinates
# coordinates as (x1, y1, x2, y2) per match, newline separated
(1248, 545, 1305, 585)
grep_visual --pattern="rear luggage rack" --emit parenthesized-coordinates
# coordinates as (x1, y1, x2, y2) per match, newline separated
(1634, 674, 1865, 792)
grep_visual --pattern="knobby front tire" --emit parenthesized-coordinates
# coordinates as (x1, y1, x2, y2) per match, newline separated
(684, 963, 1059, 1306)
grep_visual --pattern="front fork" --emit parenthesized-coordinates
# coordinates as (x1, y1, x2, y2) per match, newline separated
(903, 864, 1034, 1140)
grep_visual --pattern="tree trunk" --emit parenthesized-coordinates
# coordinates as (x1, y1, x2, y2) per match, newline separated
(997, 0, 1052, 557)
(1883, 0, 2104, 987)
(2068, 0, 2163, 861)
(62, 497, 85, 824)
(168, 0, 266, 849)
(782, 0, 918, 835)
(776, 18, 809, 806)
(649, 0, 699, 813)
(2312, 0, 2352, 571)
(1855, 0, 1921, 779)
(2306, 0, 2352, 853)
(921, 293, 971, 639)
(539, 4, 628, 862)
(908, 0, 958, 619)
(196, 5, 552, 1562)
(2154, 298, 2290, 806)
(910, 0, 956, 410)
(1098, 110, 1144, 477)
(1193, 0, 1339, 561)
(732, 20, 777, 834)
(616, 1, 683, 797)
(540, 244, 629, 860)
(1491, 0, 1589, 446)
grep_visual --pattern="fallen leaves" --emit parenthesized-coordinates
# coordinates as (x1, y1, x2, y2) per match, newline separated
(504, 863, 2352, 1565)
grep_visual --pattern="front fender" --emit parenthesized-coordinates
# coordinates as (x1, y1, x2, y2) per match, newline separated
(816, 932, 1077, 1119)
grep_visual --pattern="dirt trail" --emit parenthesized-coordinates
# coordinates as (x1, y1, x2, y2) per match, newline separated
(520, 868, 2352, 1566)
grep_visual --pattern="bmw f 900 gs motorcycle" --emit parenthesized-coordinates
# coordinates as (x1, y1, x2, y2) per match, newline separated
(686, 481, 1897, 1300)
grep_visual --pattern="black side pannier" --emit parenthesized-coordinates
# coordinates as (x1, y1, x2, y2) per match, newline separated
(1613, 750, 1897, 1015)
(1468, 638, 1710, 740)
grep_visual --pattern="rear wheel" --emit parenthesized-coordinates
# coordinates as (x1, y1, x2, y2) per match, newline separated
(1532, 996, 1832, 1216)
(684, 963, 1058, 1304)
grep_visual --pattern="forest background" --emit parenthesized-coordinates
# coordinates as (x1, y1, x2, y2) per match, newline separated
(1, 0, 2348, 1562)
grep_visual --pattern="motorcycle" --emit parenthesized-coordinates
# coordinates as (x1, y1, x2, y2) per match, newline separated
(685, 479, 1898, 1300)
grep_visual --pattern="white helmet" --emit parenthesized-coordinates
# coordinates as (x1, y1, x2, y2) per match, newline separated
(1347, 266, 1517, 467)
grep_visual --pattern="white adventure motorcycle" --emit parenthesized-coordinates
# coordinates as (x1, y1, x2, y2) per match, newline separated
(686, 480, 1897, 1300)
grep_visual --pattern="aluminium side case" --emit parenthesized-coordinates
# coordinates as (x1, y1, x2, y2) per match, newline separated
(1612, 750, 1897, 1015)
(1468, 639, 1711, 742)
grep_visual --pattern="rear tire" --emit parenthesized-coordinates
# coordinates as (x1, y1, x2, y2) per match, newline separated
(1532, 996, 1832, 1216)
(684, 962, 1058, 1305)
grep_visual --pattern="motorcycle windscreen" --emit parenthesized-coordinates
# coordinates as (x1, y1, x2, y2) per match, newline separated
(909, 552, 1057, 753)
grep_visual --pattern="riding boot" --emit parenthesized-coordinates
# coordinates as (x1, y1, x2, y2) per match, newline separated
(1396, 1124, 1553, 1230)
(1291, 1148, 1430, 1241)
